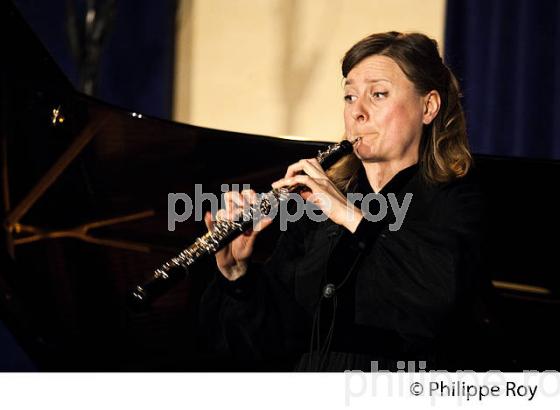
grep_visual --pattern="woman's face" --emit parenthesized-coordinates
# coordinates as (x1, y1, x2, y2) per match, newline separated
(343, 55, 434, 165)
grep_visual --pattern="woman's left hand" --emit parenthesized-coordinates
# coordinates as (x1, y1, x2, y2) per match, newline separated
(271, 158, 363, 233)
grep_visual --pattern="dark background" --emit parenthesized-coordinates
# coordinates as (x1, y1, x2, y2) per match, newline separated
(12, 0, 177, 120)
(445, 0, 560, 160)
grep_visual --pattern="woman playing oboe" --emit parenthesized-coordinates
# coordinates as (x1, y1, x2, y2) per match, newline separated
(199, 31, 487, 371)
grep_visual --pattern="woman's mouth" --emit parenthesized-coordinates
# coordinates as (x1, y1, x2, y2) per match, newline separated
(350, 133, 377, 143)
(349, 136, 362, 145)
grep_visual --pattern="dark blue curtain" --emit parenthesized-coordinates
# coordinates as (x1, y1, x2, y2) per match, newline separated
(12, 0, 177, 120)
(445, 0, 560, 160)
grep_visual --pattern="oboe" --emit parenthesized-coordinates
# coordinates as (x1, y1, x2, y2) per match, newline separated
(129, 138, 357, 307)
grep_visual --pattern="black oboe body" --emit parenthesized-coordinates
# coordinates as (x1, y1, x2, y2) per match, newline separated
(129, 139, 355, 308)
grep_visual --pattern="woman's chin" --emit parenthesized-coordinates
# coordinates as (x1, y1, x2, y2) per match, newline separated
(356, 154, 383, 163)
(355, 146, 381, 162)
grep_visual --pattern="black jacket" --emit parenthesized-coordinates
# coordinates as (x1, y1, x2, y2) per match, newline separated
(199, 163, 487, 371)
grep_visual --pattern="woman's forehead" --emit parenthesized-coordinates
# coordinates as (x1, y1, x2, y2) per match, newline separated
(345, 55, 405, 84)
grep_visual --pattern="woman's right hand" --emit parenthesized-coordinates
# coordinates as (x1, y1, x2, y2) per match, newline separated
(204, 189, 272, 281)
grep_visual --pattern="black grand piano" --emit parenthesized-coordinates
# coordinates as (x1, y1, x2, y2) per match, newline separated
(2, 2, 560, 371)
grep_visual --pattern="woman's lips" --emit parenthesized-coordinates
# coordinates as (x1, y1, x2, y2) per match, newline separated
(350, 133, 377, 143)
(349, 136, 362, 145)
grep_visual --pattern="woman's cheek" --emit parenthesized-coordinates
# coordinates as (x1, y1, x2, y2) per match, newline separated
(383, 103, 420, 143)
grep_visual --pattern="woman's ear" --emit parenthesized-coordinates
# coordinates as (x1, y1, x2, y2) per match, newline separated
(422, 90, 441, 125)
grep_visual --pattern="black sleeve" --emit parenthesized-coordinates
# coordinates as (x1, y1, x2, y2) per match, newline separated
(198, 219, 312, 368)
(353, 180, 485, 344)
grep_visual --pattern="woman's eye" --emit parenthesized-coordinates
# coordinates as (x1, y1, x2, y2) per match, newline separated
(371, 91, 388, 99)
(344, 95, 357, 103)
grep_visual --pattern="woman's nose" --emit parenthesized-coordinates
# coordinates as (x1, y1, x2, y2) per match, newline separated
(351, 99, 368, 122)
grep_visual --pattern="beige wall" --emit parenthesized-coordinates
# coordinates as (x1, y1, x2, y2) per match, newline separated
(174, 0, 446, 141)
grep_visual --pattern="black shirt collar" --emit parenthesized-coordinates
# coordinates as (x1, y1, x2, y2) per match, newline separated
(355, 162, 420, 195)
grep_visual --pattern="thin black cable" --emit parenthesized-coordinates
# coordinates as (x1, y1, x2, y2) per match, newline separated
(318, 295, 337, 371)
(308, 295, 324, 370)
(313, 247, 366, 371)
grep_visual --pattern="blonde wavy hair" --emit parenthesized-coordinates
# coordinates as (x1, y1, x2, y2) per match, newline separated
(327, 32, 472, 193)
